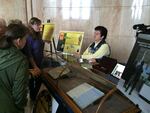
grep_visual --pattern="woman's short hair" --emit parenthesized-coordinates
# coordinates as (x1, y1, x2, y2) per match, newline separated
(28, 17, 42, 39)
(29, 17, 41, 25)
(0, 24, 28, 49)
(8, 19, 22, 25)
(95, 26, 108, 40)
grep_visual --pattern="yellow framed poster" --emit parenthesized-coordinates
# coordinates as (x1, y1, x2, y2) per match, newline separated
(57, 31, 84, 54)
(42, 23, 55, 42)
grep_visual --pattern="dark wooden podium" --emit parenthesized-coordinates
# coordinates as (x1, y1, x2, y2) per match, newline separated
(41, 62, 141, 113)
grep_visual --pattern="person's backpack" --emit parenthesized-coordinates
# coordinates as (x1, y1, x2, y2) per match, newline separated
(33, 89, 52, 113)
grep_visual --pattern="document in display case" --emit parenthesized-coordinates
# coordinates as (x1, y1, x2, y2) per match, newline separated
(48, 66, 70, 79)
(67, 83, 104, 109)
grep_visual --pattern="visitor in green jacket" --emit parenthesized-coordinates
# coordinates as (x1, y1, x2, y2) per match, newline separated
(0, 23, 29, 113)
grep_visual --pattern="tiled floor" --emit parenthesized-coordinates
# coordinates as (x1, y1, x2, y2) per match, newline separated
(117, 79, 150, 113)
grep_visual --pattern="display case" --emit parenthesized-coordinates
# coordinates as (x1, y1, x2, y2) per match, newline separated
(41, 61, 141, 113)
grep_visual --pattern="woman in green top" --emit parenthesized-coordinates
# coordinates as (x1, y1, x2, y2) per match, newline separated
(0, 23, 29, 113)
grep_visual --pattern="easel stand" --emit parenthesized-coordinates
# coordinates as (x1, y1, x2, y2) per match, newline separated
(44, 38, 58, 60)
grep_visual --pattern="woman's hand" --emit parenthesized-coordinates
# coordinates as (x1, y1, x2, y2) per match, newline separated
(73, 52, 81, 58)
(34, 67, 41, 76)
(29, 67, 41, 77)
(89, 58, 98, 65)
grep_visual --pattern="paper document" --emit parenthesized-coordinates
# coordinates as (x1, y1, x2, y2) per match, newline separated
(48, 66, 70, 79)
(67, 83, 104, 109)
(111, 63, 125, 79)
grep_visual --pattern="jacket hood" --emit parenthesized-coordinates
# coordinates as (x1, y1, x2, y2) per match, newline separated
(0, 47, 24, 70)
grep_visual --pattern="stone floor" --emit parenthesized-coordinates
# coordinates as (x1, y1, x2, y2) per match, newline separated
(117, 79, 150, 113)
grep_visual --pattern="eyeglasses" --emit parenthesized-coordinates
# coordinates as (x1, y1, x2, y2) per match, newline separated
(94, 31, 101, 35)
